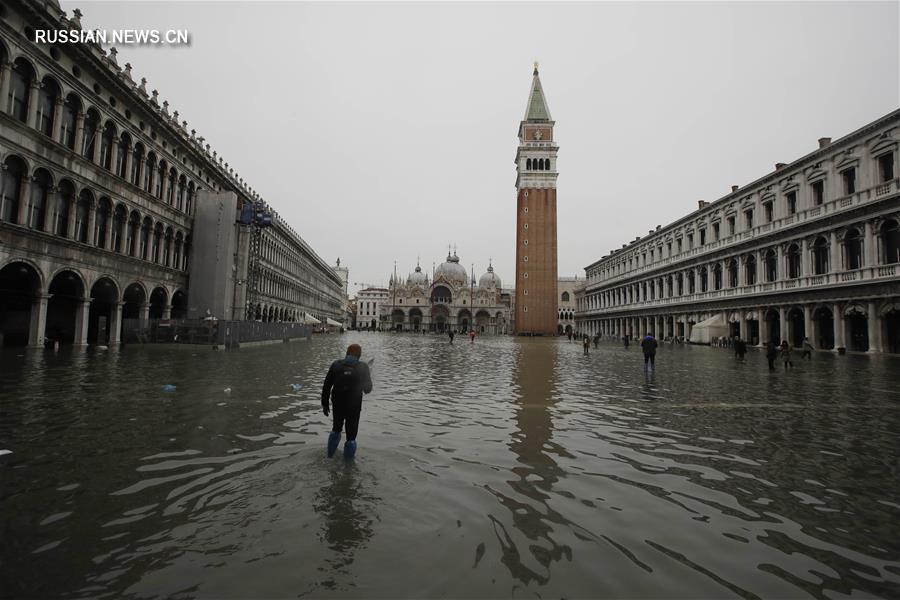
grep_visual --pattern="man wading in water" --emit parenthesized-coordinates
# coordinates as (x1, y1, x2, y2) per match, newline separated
(321, 343, 373, 459)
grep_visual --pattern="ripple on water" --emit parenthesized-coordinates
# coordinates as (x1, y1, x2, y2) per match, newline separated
(0, 336, 898, 598)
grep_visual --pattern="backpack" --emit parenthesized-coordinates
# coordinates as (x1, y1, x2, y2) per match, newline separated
(332, 360, 359, 396)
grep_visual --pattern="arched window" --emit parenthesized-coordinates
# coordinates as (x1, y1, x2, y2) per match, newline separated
(164, 227, 173, 266)
(812, 237, 828, 275)
(116, 132, 131, 178)
(526, 158, 532, 170)
(787, 243, 801, 278)
(0, 156, 25, 223)
(127, 211, 140, 256)
(155, 161, 166, 198)
(881, 219, 900, 264)
(140, 217, 152, 259)
(699, 267, 708, 292)
(166, 169, 177, 205)
(111, 204, 127, 253)
(544, 159, 550, 170)
(686, 270, 695, 294)
(7, 58, 35, 123)
(727, 259, 738, 287)
(131, 143, 144, 186)
(186, 182, 195, 215)
(54, 180, 75, 237)
(152, 223, 163, 263)
(676, 272, 683, 295)
(745, 255, 757, 285)
(176, 175, 186, 211)
(713, 264, 723, 290)
(95, 197, 112, 249)
(74, 189, 92, 243)
(60, 94, 81, 150)
(144, 152, 157, 193)
(28, 168, 52, 230)
(99, 122, 116, 170)
(765, 249, 777, 282)
(82, 109, 99, 159)
(666, 275, 673, 296)
(844, 229, 862, 270)
(36, 77, 60, 137)
(561, 291, 570, 302)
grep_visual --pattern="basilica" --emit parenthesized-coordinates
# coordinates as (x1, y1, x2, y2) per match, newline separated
(381, 250, 512, 334)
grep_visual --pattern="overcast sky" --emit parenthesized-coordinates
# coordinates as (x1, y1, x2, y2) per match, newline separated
(73, 1, 899, 295)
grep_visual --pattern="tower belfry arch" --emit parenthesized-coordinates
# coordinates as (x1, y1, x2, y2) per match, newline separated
(514, 63, 559, 335)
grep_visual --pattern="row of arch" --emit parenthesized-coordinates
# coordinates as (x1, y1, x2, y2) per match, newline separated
(0, 259, 186, 347)
(587, 220, 900, 310)
(2, 46, 201, 216)
(1, 154, 190, 271)
(525, 158, 551, 171)
(582, 301, 900, 354)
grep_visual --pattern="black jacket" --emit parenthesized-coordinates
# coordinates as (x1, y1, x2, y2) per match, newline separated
(321, 357, 373, 411)
(640, 337, 658, 354)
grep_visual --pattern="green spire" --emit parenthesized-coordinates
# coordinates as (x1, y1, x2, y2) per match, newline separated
(524, 63, 551, 121)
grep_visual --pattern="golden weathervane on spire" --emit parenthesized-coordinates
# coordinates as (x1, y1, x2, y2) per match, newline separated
(533, 61, 539, 71)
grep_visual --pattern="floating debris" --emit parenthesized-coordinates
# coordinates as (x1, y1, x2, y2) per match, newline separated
(290, 383, 303, 392)
(162, 384, 177, 393)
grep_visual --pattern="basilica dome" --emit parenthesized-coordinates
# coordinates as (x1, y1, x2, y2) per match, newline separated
(435, 252, 468, 283)
(407, 263, 428, 286)
(479, 264, 501, 290)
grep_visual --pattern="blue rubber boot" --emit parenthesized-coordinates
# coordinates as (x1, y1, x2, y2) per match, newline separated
(343, 440, 357, 460)
(327, 431, 341, 457)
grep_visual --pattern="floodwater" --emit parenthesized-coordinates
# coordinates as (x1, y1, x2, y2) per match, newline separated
(1, 335, 899, 599)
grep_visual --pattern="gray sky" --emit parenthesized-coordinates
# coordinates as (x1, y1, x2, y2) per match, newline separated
(74, 1, 899, 295)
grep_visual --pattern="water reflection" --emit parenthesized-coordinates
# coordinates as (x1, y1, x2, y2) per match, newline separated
(312, 463, 378, 589)
(487, 338, 572, 585)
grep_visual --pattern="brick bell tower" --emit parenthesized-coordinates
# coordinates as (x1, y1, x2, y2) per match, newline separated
(514, 63, 558, 335)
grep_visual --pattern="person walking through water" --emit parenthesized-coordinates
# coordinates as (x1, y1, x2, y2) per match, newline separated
(448, 329, 454, 344)
(321, 343, 373, 459)
(734, 336, 747, 361)
(765, 341, 778, 371)
(801, 337, 813, 360)
(780, 340, 793, 370)
(623, 335, 630, 350)
(640, 333, 657, 369)
(567, 330, 573, 343)
(583, 334, 590, 356)
(469, 329, 476, 343)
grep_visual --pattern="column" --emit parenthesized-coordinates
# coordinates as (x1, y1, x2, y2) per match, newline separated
(27, 80, 41, 130)
(863, 220, 876, 268)
(0, 62, 11, 114)
(66, 196, 76, 238)
(16, 175, 31, 225)
(163, 304, 172, 319)
(739, 312, 747, 340)
(120, 144, 130, 181)
(759, 307, 769, 346)
(803, 305, 813, 347)
(52, 97, 64, 144)
(140, 303, 150, 324)
(158, 170, 168, 202)
(73, 299, 90, 346)
(833, 303, 845, 350)
(73, 113, 85, 157)
(867, 302, 882, 353)
(800, 238, 810, 278)
(86, 200, 96, 245)
(109, 137, 119, 174)
(102, 214, 112, 250)
(829, 230, 840, 273)
(42, 186, 56, 233)
(108, 302, 123, 346)
(27, 294, 49, 348)
(778, 307, 788, 344)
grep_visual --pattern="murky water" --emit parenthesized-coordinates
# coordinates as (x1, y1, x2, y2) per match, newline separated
(1, 335, 899, 599)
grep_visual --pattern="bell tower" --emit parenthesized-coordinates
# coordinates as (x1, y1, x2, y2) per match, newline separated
(514, 63, 558, 335)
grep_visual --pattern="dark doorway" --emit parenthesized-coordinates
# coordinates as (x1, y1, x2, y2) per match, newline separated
(149, 287, 168, 319)
(814, 307, 834, 349)
(847, 313, 869, 352)
(789, 309, 805, 348)
(0, 262, 41, 346)
(885, 309, 900, 354)
(47, 270, 85, 345)
(88, 278, 119, 345)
